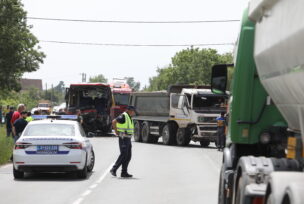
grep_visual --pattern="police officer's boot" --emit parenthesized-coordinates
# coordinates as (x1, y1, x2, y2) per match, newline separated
(121, 172, 133, 178)
(110, 169, 117, 177)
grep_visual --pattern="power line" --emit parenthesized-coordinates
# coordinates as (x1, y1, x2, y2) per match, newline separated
(28, 17, 240, 24)
(40, 40, 235, 47)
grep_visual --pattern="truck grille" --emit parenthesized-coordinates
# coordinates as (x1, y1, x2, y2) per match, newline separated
(199, 126, 217, 131)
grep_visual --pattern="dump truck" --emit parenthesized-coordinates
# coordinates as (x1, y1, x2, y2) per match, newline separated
(65, 83, 113, 134)
(129, 85, 226, 147)
(212, 1, 304, 203)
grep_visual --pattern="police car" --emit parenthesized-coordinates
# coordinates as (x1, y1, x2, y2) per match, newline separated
(13, 115, 95, 179)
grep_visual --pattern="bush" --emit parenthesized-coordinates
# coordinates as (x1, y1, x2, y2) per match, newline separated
(0, 127, 14, 165)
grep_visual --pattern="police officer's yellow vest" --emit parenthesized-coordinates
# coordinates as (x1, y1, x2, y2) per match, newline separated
(117, 112, 134, 135)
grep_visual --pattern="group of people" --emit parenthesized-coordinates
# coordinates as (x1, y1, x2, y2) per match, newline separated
(5, 104, 36, 143)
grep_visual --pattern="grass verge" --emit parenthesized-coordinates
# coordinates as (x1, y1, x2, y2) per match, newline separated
(0, 126, 14, 165)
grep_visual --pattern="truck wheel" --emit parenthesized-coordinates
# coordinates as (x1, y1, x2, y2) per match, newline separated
(218, 166, 225, 204)
(141, 122, 155, 143)
(162, 124, 176, 145)
(218, 165, 233, 204)
(13, 168, 24, 179)
(200, 140, 210, 147)
(176, 128, 191, 146)
(134, 121, 142, 142)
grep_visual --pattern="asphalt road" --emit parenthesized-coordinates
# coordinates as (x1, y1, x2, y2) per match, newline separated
(0, 136, 222, 204)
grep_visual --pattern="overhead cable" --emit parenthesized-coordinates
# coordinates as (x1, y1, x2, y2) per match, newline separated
(40, 40, 235, 47)
(28, 17, 240, 24)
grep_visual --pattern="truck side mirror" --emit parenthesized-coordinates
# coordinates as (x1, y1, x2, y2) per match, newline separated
(211, 64, 229, 94)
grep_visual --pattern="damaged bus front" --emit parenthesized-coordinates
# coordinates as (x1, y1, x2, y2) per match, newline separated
(65, 83, 113, 134)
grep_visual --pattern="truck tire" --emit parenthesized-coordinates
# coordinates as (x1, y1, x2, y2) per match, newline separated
(162, 123, 176, 145)
(134, 121, 142, 142)
(141, 121, 156, 143)
(176, 128, 191, 146)
(200, 140, 210, 147)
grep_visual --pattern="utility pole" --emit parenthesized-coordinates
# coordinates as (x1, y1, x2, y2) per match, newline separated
(80, 73, 87, 82)
(45, 83, 48, 99)
(51, 84, 54, 102)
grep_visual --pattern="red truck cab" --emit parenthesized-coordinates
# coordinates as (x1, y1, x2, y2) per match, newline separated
(110, 79, 132, 120)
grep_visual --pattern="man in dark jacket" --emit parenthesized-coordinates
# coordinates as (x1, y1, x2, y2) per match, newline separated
(5, 107, 14, 137)
(13, 111, 28, 142)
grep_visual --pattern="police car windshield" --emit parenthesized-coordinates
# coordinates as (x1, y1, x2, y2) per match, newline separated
(23, 124, 75, 136)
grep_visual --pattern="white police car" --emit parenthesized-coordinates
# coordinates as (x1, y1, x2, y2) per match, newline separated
(13, 115, 95, 179)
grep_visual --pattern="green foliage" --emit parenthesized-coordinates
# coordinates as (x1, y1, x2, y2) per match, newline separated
(0, 88, 41, 110)
(147, 48, 233, 91)
(89, 74, 108, 83)
(43, 81, 66, 104)
(54, 81, 65, 93)
(0, 0, 45, 92)
(125, 77, 140, 91)
(0, 127, 14, 165)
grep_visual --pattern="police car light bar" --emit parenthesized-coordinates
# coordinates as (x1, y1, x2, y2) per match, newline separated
(32, 115, 78, 120)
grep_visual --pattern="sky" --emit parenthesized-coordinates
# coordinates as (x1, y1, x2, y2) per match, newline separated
(22, 0, 249, 89)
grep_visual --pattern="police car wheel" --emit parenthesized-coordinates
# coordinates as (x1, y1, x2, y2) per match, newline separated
(87, 150, 95, 172)
(13, 168, 24, 179)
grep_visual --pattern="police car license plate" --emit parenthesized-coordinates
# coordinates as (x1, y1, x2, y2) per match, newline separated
(37, 145, 58, 154)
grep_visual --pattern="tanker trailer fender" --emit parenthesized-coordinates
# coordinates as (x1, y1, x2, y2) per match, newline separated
(264, 172, 304, 204)
(232, 156, 275, 204)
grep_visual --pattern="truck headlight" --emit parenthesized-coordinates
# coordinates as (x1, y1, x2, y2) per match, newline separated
(260, 132, 271, 144)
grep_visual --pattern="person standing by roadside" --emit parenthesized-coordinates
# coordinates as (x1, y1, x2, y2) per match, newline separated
(11, 104, 25, 133)
(25, 112, 34, 122)
(216, 112, 226, 151)
(0, 106, 3, 125)
(5, 107, 14, 137)
(13, 111, 28, 142)
(110, 106, 136, 178)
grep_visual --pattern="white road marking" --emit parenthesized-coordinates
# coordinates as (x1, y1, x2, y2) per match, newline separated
(96, 164, 113, 184)
(89, 184, 98, 189)
(72, 198, 84, 204)
(72, 162, 114, 204)
(81, 190, 91, 197)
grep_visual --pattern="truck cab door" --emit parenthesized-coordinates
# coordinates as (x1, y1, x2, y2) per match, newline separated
(170, 93, 190, 119)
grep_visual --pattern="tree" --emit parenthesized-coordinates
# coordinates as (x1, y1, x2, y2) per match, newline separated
(0, 0, 45, 92)
(89, 74, 108, 83)
(54, 81, 65, 93)
(148, 48, 233, 91)
(125, 77, 140, 91)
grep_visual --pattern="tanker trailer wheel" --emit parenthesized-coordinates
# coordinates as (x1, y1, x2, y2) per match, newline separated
(141, 121, 157, 143)
(176, 128, 191, 146)
(218, 165, 233, 204)
(134, 121, 142, 142)
(162, 123, 177, 145)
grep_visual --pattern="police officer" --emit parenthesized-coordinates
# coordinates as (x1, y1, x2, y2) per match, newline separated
(110, 106, 136, 178)
(216, 112, 226, 151)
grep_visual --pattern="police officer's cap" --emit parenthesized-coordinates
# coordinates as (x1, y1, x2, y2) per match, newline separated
(126, 106, 136, 111)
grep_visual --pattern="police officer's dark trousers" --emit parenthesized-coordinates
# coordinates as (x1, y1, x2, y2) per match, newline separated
(217, 126, 226, 149)
(112, 136, 132, 173)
